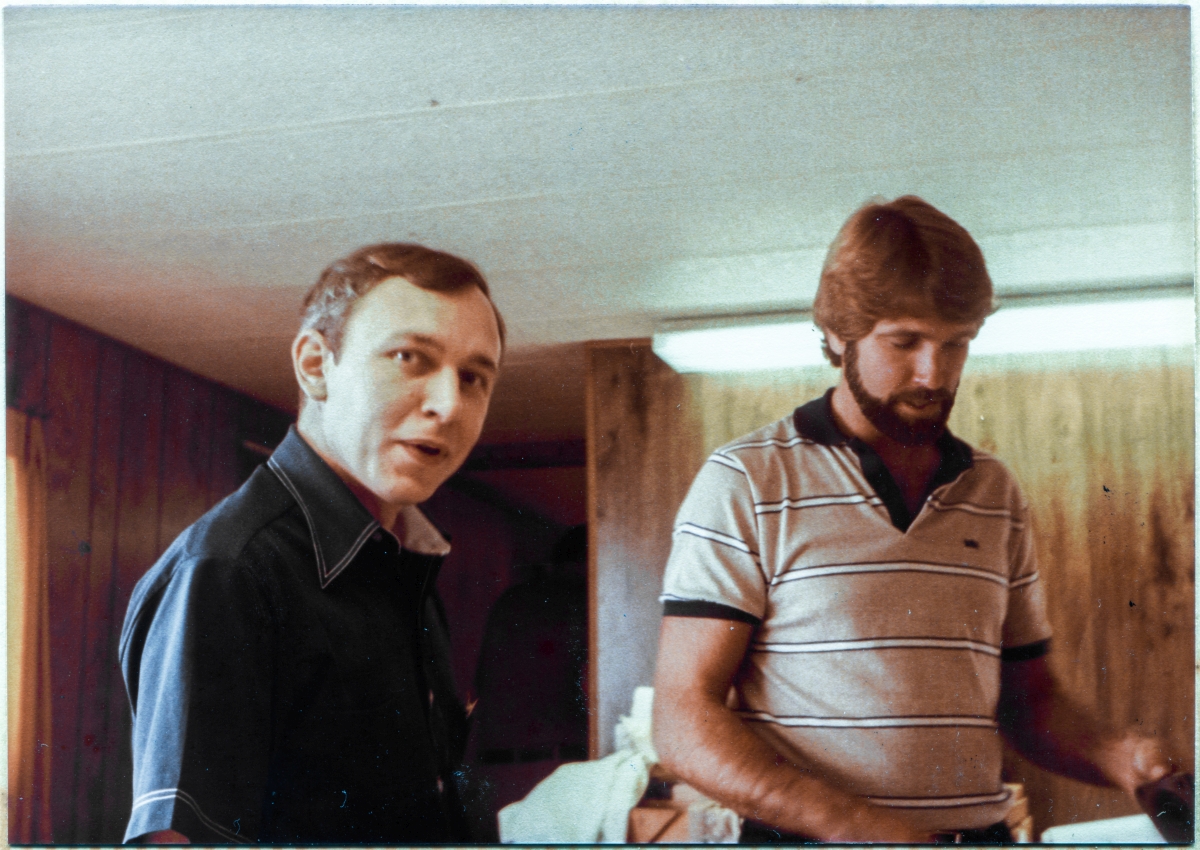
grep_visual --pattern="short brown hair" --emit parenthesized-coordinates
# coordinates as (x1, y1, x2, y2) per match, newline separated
(300, 242, 506, 357)
(812, 196, 994, 366)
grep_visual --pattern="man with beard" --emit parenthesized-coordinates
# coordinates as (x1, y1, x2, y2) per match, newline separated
(651, 197, 1183, 843)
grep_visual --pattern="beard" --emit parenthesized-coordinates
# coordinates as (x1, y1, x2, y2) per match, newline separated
(843, 341, 956, 446)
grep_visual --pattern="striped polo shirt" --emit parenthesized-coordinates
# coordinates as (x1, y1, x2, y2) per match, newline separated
(660, 390, 1051, 833)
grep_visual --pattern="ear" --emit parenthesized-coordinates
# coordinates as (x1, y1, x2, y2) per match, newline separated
(825, 330, 847, 359)
(292, 329, 333, 403)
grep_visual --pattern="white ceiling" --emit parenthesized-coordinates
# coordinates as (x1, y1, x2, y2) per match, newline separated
(6, 5, 1194, 442)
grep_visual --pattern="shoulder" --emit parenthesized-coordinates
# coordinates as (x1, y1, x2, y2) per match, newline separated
(122, 466, 298, 638)
(706, 414, 814, 474)
(961, 446, 1023, 492)
(938, 444, 1030, 516)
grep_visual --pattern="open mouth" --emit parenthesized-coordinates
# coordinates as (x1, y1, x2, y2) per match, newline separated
(401, 440, 445, 459)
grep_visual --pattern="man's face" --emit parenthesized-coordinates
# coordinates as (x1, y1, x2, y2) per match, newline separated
(842, 315, 978, 445)
(316, 276, 501, 511)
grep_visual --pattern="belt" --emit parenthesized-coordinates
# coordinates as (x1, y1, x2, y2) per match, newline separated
(740, 819, 1012, 845)
(931, 821, 1013, 844)
(479, 743, 588, 764)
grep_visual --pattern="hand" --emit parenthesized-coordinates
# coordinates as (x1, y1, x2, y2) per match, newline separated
(1103, 733, 1181, 797)
(138, 830, 191, 844)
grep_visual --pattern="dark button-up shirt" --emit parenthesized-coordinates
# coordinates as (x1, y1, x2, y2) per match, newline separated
(119, 427, 468, 844)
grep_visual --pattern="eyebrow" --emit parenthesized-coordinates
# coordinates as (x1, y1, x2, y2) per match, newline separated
(400, 333, 499, 373)
(879, 328, 975, 339)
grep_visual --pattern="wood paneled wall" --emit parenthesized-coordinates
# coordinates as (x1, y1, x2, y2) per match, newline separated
(585, 341, 703, 756)
(6, 297, 292, 844)
(687, 350, 1195, 827)
(422, 477, 569, 706)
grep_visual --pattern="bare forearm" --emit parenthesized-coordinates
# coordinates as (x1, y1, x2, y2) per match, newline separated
(654, 693, 926, 842)
(652, 616, 929, 842)
(999, 688, 1114, 786)
(999, 658, 1183, 795)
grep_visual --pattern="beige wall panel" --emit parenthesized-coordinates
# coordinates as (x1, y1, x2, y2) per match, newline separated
(952, 354, 1195, 833)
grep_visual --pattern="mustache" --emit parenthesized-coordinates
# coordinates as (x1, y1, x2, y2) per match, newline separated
(889, 388, 955, 407)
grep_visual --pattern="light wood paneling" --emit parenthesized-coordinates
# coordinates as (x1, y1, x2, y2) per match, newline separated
(585, 340, 703, 756)
(953, 353, 1194, 832)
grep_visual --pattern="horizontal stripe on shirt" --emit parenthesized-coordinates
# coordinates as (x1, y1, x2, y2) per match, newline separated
(755, 493, 883, 514)
(750, 637, 1002, 656)
(674, 523, 759, 557)
(740, 711, 998, 729)
(772, 561, 1009, 587)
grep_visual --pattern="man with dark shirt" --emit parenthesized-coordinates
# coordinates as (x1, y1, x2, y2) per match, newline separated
(120, 244, 504, 843)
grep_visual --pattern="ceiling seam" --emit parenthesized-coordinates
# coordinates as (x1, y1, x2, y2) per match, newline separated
(43, 139, 1185, 240)
(7, 70, 824, 160)
(3, 9, 219, 34)
(7, 34, 1112, 161)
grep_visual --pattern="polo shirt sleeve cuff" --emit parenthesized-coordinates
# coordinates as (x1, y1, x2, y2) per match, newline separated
(124, 788, 249, 845)
(1000, 638, 1051, 662)
(663, 599, 761, 625)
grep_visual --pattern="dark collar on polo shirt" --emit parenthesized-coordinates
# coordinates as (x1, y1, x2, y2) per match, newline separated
(794, 389, 974, 532)
(266, 426, 450, 588)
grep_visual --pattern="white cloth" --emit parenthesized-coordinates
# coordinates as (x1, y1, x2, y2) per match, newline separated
(497, 749, 651, 843)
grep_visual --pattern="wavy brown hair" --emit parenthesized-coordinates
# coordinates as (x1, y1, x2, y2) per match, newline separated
(813, 196, 994, 366)
(301, 242, 506, 358)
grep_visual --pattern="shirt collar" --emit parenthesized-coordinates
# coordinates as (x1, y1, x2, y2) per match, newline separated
(266, 426, 450, 589)
(787, 386, 974, 487)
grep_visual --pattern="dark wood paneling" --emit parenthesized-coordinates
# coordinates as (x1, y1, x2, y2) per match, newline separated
(6, 296, 293, 844)
(71, 340, 126, 840)
(461, 439, 587, 471)
(6, 297, 51, 415)
(97, 348, 168, 842)
(207, 389, 241, 507)
(585, 341, 703, 757)
(42, 319, 102, 843)
(156, 377, 215, 553)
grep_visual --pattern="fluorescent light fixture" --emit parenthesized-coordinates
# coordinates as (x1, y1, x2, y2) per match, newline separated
(652, 315, 826, 373)
(970, 296, 1194, 356)
(653, 295, 1194, 374)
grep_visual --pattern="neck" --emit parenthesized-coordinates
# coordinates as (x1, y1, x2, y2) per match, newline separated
(295, 413, 403, 533)
(830, 382, 942, 515)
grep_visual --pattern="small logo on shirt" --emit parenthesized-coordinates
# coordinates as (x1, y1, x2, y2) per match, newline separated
(963, 539, 980, 549)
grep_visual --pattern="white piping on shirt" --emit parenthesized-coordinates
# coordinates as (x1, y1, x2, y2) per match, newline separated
(267, 456, 381, 589)
(131, 787, 247, 844)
